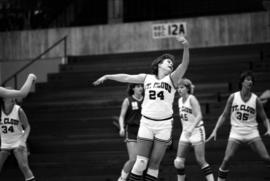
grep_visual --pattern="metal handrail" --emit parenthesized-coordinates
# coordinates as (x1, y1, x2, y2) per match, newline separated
(2, 35, 68, 88)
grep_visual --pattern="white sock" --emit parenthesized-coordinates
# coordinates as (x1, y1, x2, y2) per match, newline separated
(25, 177, 35, 181)
(206, 174, 214, 181)
(218, 178, 226, 181)
(120, 169, 128, 179)
(146, 168, 159, 177)
(177, 175, 185, 181)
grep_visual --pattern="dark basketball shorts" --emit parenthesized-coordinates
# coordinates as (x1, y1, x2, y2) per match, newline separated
(125, 125, 139, 142)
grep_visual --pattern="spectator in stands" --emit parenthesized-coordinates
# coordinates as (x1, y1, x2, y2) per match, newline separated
(0, 88, 37, 181)
(117, 83, 144, 181)
(174, 78, 214, 181)
(0, 74, 36, 99)
(207, 71, 270, 181)
(93, 36, 189, 181)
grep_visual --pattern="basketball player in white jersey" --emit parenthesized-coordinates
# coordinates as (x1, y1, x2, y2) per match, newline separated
(207, 71, 270, 181)
(0, 74, 36, 98)
(174, 78, 214, 181)
(93, 36, 189, 181)
(0, 94, 37, 181)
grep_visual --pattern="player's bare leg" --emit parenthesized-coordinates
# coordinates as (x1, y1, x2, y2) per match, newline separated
(118, 141, 137, 181)
(13, 146, 36, 181)
(144, 140, 168, 181)
(174, 142, 189, 181)
(0, 150, 10, 172)
(194, 142, 214, 181)
(218, 140, 240, 181)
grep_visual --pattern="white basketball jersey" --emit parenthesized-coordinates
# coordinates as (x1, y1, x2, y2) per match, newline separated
(0, 105, 24, 144)
(178, 95, 203, 131)
(142, 74, 176, 120)
(231, 91, 257, 128)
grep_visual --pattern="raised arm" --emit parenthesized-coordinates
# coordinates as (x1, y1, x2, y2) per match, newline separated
(0, 74, 36, 98)
(118, 98, 129, 137)
(93, 73, 146, 86)
(256, 97, 270, 136)
(171, 36, 190, 87)
(206, 94, 234, 142)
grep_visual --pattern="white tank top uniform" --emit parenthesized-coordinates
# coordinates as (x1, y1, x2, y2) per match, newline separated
(229, 91, 260, 143)
(178, 95, 205, 145)
(0, 105, 26, 149)
(138, 74, 176, 144)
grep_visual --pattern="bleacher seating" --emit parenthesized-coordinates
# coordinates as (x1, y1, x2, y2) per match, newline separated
(1, 43, 270, 181)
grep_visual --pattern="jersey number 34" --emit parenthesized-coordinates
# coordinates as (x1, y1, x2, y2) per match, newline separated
(1, 125, 14, 134)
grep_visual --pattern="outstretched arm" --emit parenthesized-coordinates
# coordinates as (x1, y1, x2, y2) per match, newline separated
(260, 90, 270, 104)
(93, 73, 146, 86)
(206, 94, 234, 142)
(256, 98, 270, 136)
(171, 36, 190, 87)
(0, 74, 36, 98)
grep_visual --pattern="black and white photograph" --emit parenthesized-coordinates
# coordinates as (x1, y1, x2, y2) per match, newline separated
(0, 0, 270, 180)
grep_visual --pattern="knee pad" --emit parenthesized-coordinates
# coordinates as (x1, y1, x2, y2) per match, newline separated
(132, 155, 149, 173)
(174, 157, 185, 169)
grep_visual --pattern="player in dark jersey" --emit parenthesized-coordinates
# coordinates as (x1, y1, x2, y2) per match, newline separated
(118, 84, 144, 181)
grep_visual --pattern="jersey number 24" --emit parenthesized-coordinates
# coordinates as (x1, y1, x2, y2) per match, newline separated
(149, 90, 164, 100)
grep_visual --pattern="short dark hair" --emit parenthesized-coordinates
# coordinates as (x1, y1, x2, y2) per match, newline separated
(238, 71, 255, 89)
(127, 84, 143, 96)
(151, 53, 175, 75)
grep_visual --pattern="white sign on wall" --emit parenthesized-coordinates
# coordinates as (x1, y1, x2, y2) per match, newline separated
(152, 22, 187, 39)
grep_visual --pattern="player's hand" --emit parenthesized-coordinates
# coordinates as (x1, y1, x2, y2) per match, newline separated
(28, 73, 37, 82)
(260, 98, 268, 104)
(93, 75, 107, 86)
(119, 128, 125, 137)
(176, 36, 189, 48)
(206, 131, 217, 142)
(18, 139, 27, 150)
(264, 129, 270, 136)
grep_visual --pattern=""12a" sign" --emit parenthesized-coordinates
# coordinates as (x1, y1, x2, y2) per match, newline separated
(152, 22, 187, 39)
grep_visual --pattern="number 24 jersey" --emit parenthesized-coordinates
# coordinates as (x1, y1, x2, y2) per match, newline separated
(142, 74, 176, 120)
